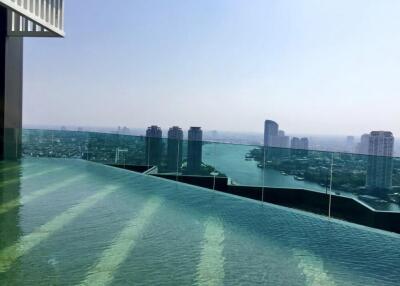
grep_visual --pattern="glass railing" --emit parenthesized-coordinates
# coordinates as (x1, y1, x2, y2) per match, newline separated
(21, 128, 400, 214)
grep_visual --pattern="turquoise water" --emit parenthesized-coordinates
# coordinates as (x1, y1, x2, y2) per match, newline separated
(203, 143, 328, 191)
(0, 158, 399, 285)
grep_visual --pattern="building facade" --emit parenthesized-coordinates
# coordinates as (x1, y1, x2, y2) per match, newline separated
(290, 137, 309, 156)
(366, 131, 394, 192)
(357, 134, 370, 155)
(145, 125, 162, 166)
(187, 127, 203, 173)
(264, 120, 279, 147)
(167, 126, 183, 172)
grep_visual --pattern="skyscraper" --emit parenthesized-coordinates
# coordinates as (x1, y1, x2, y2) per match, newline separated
(357, 134, 370, 155)
(264, 120, 279, 147)
(145, 125, 162, 166)
(366, 131, 394, 192)
(167, 126, 183, 172)
(187, 127, 203, 173)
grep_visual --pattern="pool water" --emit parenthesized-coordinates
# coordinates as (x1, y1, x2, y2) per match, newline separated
(0, 158, 399, 285)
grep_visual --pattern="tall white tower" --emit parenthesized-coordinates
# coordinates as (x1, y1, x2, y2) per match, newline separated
(264, 120, 279, 147)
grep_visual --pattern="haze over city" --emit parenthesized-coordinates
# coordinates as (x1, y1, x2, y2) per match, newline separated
(23, 0, 400, 136)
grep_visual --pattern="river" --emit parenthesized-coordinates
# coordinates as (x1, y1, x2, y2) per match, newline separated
(202, 143, 400, 211)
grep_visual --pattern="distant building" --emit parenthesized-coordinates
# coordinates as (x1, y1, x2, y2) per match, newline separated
(366, 131, 394, 192)
(279, 137, 290, 149)
(187, 127, 203, 173)
(264, 120, 279, 147)
(264, 121, 291, 159)
(290, 137, 309, 150)
(167, 126, 183, 172)
(300, 137, 309, 150)
(346, 136, 355, 153)
(357, 134, 370, 155)
(368, 131, 393, 157)
(146, 125, 162, 138)
(276, 130, 290, 148)
(145, 125, 162, 166)
(290, 137, 309, 156)
(291, 137, 300, 149)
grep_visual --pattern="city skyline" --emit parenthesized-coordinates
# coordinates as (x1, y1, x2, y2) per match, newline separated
(22, 122, 400, 156)
(23, 122, 399, 140)
(23, 0, 400, 135)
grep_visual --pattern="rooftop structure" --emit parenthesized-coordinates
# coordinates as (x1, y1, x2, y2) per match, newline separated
(0, 0, 64, 160)
(0, 0, 64, 37)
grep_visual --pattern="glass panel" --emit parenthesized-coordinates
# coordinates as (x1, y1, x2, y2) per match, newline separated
(18, 128, 400, 221)
(182, 136, 205, 176)
(204, 141, 222, 190)
(163, 136, 183, 179)
(144, 135, 164, 170)
(332, 151, 368, 199)
(124, 135, 147, 167)
(87, 131, 111, 164)
(209, 141, 261, 187)
(333, 151, 400, 212)
(22, 129, 55, 158)
(259, 146, 332, 194)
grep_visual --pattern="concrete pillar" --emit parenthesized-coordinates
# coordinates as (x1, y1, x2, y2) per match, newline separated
(0, 7, 23, 160)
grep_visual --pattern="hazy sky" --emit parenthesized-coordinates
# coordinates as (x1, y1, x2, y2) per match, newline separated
(24, 0, 400, 136)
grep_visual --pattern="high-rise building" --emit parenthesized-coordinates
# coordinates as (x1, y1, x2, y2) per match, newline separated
(366, 131, 394, 192)
(277, 130, 290, 148)
(146, 125, 162, 138)
(167, 126, 183, 172)
(145, 125, 162, 166)
(264, 120, 279, 147)
(290, 137, 309, 156)
(357, 134, 370, 155)
(187, 127, 203, 173)
(291, 137, 300, 149)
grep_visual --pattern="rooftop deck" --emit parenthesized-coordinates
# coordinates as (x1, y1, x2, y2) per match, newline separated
(0, 158, 399, 285)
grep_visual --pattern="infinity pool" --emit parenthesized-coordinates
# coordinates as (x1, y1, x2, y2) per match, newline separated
(0, 158, 399, 285)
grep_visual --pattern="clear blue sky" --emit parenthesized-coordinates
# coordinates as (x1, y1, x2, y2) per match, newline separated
(24, 0, 400, 136)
